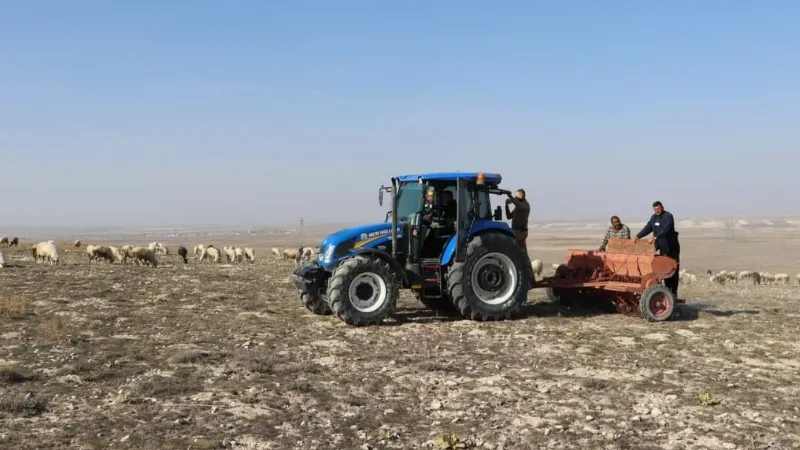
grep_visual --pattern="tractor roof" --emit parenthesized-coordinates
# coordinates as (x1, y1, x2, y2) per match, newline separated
(394, 172, 502, 184)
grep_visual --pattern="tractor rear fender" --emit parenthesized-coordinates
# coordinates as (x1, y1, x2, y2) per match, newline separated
(440, 224, 516, 266)
(350, 248, 409, 285)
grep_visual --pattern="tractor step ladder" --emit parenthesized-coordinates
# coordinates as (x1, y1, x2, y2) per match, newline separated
(420, 258, 443, 298)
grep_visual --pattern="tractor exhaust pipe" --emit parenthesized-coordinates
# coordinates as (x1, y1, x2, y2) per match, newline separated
(391, 177, 398, 261)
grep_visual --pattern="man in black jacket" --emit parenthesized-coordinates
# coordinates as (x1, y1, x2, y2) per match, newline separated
(634, 201, 681, 298)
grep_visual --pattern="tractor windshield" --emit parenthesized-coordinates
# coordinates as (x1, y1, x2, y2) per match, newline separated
(394, 182, 424, 222)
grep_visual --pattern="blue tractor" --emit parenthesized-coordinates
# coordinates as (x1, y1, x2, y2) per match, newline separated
(292, 172, 533, 326)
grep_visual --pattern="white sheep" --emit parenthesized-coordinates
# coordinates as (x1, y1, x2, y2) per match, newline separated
(774, 273, 790, 285)
(244, 247, 255, 263)
(0, 237, 8, 246)
(131, 246, 158, 267)
(737, 270, 760, 285)
(679, 269, 697, 284)
(271, 247, 281, 257)
(120, 245, 134, 264)
(222, 246, 237, 263)
(301, 246, 315, 261)
(85, 244, 101, 262)
(725, 271, 737, 282)
(234, 247, 244, 263)
(73, 239, 81, 248)
(200, 245, 222, 264)
(0, 247, 4, 268)
(796, 273, 800, 285)
(108, 246, 123, 263)
(148, 242, 169, 255)
(531, 259, 543, 277)
(32, 241, 59, 265)
(283, 247, 302, 266)
(709, 273, 726, 284)
(193, 245, 206, 256)
(551, 263, 560, 270)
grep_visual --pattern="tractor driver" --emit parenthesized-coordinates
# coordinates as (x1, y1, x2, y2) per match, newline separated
(423, 190, 457, 232)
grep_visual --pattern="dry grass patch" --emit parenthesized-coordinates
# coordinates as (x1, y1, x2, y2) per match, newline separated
(0, 392, 48, 417)
(0, 366, 35, 384)
(234, 347, 281, 374)
(136, 375, 204, 398)
(418, 360, 457, 372)
(36, 316, 69, 343)
(168, 349, 216, 364)
(0, 295, 30, 319)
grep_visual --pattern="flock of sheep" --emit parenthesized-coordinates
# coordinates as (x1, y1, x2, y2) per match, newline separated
(0, 236, 320, 270)
(6, 236, 800, 288)
(0, 238, 265, 268)
(706, 269, 800, 286)
(270, 246, 319, 266)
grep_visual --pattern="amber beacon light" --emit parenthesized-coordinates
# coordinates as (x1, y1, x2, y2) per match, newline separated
(476, 173, 485, 185)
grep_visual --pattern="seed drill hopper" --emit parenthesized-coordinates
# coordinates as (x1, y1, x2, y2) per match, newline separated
(535, 238, 682, 321)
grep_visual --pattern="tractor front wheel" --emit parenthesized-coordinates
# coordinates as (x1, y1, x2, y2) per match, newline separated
(294, 264, 332, 316)
(300, 285, 332, 316)
(327, 256, 399, 326)
(446, 233, 529, 321)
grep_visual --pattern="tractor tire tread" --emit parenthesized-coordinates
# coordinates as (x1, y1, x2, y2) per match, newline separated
(328, 255, 399, 326)
(446, 233, 529, 321)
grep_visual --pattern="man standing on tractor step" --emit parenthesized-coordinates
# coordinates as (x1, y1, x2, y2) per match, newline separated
(505, 189, 530, 256)
(634, 201, 681, 298)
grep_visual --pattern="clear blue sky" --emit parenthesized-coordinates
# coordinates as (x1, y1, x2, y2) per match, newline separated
(1, 1, 798, 227)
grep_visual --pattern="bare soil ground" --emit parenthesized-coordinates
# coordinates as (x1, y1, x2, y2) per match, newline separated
(1, 231, 799, 449)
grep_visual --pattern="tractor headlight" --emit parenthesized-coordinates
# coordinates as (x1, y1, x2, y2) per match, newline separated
(322, 245, 334, 263)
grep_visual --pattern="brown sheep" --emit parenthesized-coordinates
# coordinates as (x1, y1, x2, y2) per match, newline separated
(178, 246, 188, 263)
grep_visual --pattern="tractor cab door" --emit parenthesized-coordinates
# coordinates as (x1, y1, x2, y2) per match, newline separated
(455, 178, 472, 263)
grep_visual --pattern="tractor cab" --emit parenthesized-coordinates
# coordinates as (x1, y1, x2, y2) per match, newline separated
(380, 173, 503, 263)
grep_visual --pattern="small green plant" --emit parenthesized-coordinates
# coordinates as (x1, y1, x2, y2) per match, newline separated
(697, 392, 719, 406)
(433, 433, 466, 449)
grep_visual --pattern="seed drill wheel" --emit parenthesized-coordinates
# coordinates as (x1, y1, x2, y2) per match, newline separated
(639, 284, 675, 322)
(327, 255, 399, 326)
(546, 287, 577, 306)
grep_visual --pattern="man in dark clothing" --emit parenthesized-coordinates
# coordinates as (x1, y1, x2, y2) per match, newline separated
(635, 201, 681, 298)
(423, 190, 456, 231)
(505, 189, 531, 254)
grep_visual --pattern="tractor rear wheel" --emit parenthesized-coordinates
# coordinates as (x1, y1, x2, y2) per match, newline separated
(639, 284, 675, 322)
(446, 233, 529, 321)
(327, 256, 399, 326)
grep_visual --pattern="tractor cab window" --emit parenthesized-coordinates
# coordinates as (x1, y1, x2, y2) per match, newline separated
(439, 183, 490, 221)
(394, 182, 424, 222)
(475, 187, 491, 220)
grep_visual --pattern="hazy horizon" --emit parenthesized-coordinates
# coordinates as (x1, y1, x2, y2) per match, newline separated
(2, 1, 798, 227)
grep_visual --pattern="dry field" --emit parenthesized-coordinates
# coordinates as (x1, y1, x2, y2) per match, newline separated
(1, 227, 800, 449)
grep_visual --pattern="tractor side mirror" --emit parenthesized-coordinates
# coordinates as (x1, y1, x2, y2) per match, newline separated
(385, 211, 391, 222)
(494, 206, 503, 221)
(378, 185, 391, 206)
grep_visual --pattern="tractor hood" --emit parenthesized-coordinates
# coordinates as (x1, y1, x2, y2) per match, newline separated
(318, 222, 402, 266)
